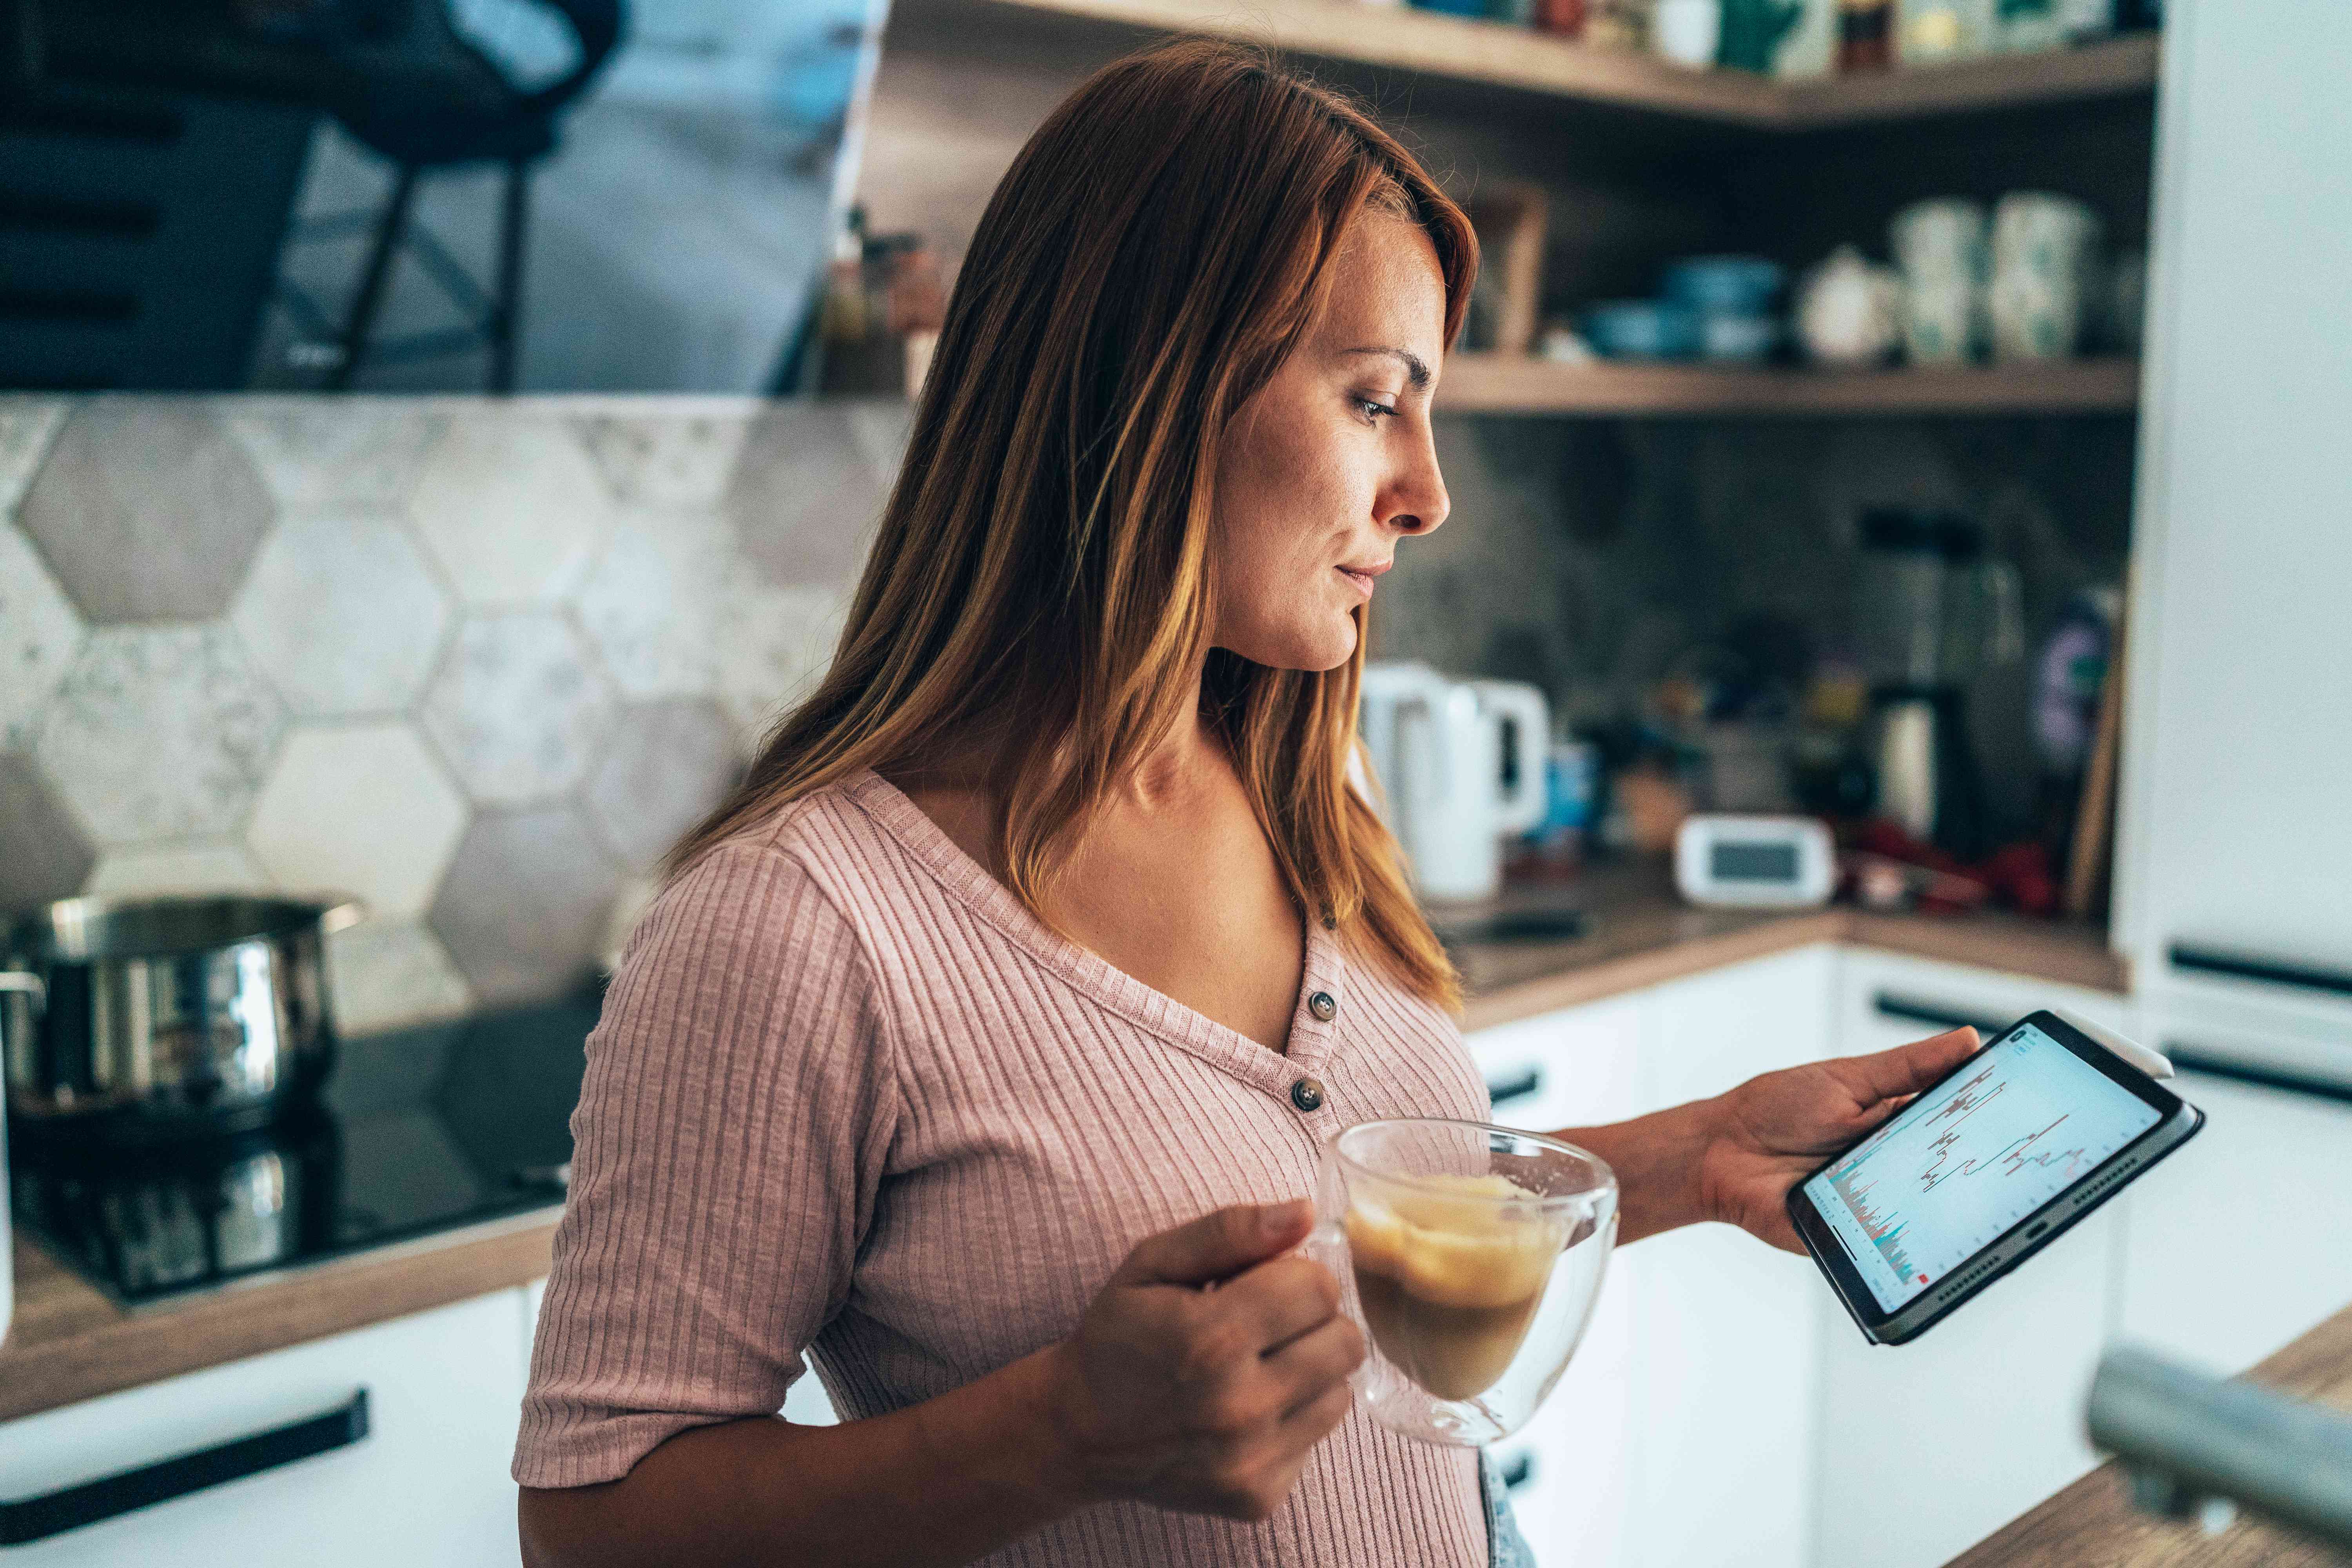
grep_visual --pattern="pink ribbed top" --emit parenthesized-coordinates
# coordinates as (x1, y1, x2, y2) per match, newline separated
(514, 769, 1490, 1566)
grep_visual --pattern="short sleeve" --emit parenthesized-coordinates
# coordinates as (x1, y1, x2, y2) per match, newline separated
(513, 839, 900, 1488)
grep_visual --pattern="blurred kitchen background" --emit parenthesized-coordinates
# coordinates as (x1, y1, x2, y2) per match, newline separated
(4, 0, 2350, 1564)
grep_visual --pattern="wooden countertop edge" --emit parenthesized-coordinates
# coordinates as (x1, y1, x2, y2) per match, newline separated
(1, 1219, 557, 1424)
(1461, 909, 1849, 1031)
(1463, 908, 2126, 1033)
(1946, 1300, 2352, 1568)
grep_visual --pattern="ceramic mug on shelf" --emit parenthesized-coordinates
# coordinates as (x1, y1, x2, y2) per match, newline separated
(1988, 192, 2102, 361)
(1652, 0, 1722, 67)
(1891, 198, 1989, 283)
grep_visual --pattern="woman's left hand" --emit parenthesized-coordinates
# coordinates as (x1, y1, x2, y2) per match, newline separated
(1695, 1027, 1985, 1253)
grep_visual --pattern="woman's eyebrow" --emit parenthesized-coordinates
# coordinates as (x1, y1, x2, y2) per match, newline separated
(1341, 346, 1431, 388)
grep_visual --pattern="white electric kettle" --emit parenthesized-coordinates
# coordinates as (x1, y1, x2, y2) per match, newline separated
(1358, 661, 1550, 902)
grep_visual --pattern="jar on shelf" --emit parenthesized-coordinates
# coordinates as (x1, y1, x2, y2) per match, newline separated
(1836, 0, 1892, 69)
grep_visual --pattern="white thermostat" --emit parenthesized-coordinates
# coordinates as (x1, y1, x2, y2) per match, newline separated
(1674, 814, 1836, 909)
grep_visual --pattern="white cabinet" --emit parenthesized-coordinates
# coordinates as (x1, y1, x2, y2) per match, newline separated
(2113, 0, 2352, 993)
(1627, 946, 1835, 1568)
(1469, 996, 1645, 1568)
(1811, 954, 2132, 1568)
(2117, 1000, 2352, 1374)
(0, 1289, 530, 1566)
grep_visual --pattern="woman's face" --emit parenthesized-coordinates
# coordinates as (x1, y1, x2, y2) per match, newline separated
(1210, 213, 1451, 672)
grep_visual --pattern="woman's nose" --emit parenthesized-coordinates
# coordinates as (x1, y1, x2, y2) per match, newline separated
(1385, 439, 1450, 535)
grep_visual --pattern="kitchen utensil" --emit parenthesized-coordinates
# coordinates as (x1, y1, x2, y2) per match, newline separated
(1837, 0, 1894, 70)
(1898, 0, 1996, 59)
(1771, 0, 1837, 76)
(1662, 255, 1786, 314)
(1795, 246, 1901, 366)
(1853, 510, 2023, 857)
(1716, 0, 1803, 70)
(1581, 300, 1702, 360)
(1358, 664, 1550, 903)
(1652, 0, 1722, 65)
(1307, 1118, 1617, 1447)
(3, 895, 366, 1145)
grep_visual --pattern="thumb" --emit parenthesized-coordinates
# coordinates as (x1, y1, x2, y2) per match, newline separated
(1116, 1199, 1313, 1288)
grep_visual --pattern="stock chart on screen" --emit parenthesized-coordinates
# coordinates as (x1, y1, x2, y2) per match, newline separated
(1805, 1024, 2163, 1312)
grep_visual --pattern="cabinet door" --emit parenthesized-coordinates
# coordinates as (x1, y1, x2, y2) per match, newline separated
(1811, 953, 2131, 1568)
(0, 1289, 530, 1567)
(1471, 996, 1645, 1568)
(1628, 946, 1835, 1568)
(2114, 0, 2352, 989)
(2117, 1002, 2352, 1374)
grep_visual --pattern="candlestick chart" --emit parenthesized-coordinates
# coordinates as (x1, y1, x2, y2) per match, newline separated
(1808, 1025, 2162, 1310)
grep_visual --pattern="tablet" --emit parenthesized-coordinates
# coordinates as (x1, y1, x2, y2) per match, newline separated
(1787, 1009, 2204, 1346)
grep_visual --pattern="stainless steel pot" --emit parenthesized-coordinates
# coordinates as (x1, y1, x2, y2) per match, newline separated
(2, 896, 365, 1145)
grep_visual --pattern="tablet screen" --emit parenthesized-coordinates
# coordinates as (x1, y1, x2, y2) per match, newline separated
(1802, 1023, 2163, 1312)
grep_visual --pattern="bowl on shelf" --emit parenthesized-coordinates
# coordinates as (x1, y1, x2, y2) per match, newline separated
(1696, 311, 1782, 363)
(1581, 300, 1703, 360)
(1662, 255, 1787, 315)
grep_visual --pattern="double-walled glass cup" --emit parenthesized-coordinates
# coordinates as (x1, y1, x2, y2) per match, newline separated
(1307, 1118, 1618, 1447)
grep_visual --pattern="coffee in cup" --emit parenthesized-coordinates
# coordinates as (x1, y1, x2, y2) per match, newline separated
(1343, 1173, 1567, 1401)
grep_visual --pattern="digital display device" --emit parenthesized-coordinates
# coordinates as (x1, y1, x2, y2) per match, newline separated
(1804, 1023, 2161, 1311)
(1788, 1010, 2202, 1345)
(1711, 841, 1800, 882)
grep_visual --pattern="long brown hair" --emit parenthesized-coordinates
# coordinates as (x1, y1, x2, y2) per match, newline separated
(673, 38, 1477, 1007)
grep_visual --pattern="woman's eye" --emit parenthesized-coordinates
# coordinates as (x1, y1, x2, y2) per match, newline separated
(1353, 396, 1399, 423)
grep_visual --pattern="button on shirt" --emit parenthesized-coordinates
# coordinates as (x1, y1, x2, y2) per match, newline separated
(517, 770, 1496, 1568)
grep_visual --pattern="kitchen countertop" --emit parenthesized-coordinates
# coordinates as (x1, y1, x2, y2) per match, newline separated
(1, 858, 2123, 1423)
(1455, 855, 2125, 1033)
(1947, 1301, 2352, 1567)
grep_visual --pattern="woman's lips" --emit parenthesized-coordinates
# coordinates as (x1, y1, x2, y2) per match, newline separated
(1338, 561, 1392, 598)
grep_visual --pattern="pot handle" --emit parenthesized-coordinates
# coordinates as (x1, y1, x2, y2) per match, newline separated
(0, 971, 44, 1019)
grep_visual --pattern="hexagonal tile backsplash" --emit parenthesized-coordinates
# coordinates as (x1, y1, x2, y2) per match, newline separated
(0, 396, 905, 1033)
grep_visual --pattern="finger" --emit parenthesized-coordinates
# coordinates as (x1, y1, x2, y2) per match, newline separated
(1211, 1254, 1343, 1354)
(1117, 1200, 1313, 1289)
(1828, 1027, 1980, 1105)
(1263, 1315, 1365, 1414)
(1274, 1375, 1355, 1447)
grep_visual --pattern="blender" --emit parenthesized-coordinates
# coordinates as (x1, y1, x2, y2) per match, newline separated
(1853, 510, 2024, 858)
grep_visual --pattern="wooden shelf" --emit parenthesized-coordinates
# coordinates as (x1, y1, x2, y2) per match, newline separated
(1438, 355, 2141, 416)
(977, 0, 2157, 128)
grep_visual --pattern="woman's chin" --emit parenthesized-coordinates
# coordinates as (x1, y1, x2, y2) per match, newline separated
(1219, 617, 1359, 673)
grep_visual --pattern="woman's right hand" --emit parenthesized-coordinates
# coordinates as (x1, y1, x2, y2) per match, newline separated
(1038, 1199, 1365, 1523)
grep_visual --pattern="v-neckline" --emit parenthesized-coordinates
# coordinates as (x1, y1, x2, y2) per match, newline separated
(842, 768, 1348, 1098)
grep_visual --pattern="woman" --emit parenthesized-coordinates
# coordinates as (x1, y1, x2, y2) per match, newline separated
(514, 39, 1974, 1568)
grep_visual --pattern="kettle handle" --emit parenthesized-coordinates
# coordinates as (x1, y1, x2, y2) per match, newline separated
(1474, 681, 1552, 837)
(0, 971, 44, 1019)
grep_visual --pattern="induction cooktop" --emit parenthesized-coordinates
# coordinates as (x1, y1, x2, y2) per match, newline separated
(9, 991, 598, 1308)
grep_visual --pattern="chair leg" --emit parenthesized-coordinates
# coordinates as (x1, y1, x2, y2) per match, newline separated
(489, 158, 530, 395)
(327, 162, 419, 392)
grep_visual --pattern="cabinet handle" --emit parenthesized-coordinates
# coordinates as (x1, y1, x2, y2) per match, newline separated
(2167, 1048, 2352, 1109)
(1485, 1068, 1544, 1111)
(0, 1389, 368, 1546)
(1499, 1451, 1535, 1492)
(2169, 944, 2352, 1002)
(1873, 993, 2011, 1039)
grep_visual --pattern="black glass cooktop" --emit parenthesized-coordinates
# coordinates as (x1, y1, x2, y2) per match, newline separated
(9, 991, 597, 1307)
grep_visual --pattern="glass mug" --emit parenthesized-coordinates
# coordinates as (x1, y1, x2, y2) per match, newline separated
(1306, 1118, 1619, 1447)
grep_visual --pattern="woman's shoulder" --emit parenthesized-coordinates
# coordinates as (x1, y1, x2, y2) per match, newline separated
(652, 771, 943, 953)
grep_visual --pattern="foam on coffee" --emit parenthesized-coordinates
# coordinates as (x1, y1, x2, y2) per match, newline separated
(1344, 1173, 1566, 1402)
